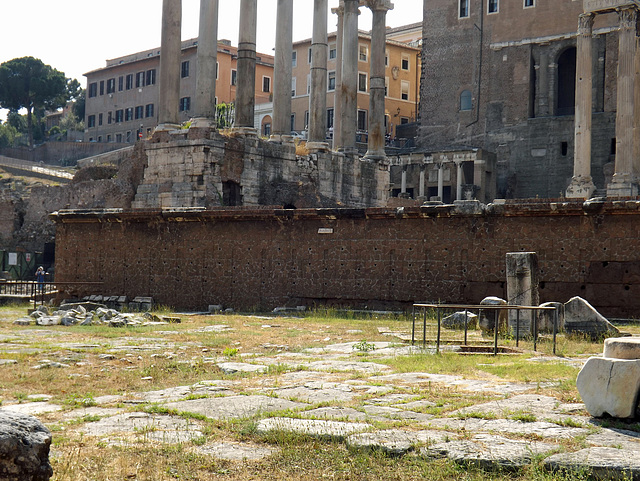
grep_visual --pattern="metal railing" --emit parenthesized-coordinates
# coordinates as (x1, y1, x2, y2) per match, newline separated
(412, 303, 560, 355)
(0, 281, 103, 309)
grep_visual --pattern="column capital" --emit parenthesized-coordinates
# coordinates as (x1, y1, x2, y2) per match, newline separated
(617, 6, 638, 29)
(578, 13, 595, 35)
(364, 0, 394, 12)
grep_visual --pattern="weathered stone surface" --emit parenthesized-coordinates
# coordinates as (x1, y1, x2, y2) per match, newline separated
(576, 357, 640, 418)
(587, 428, 640, 451)
(217, 362, 268, 374)
(506, 252, 539, 337)
(256, 417, 371, 441)
(163, 395, 306, 420)
(81, 413, 203, 443)
(564, 296, 620, 339)
(425, 417, 587, 439)
(604, 337, 640, 360)
(0, 411, 52, 481)
(478, 297, 508, 333)
(196, 442, 277, 461)
(422, 434, 555, 470)
(347, 429, 449, 456)
(544, 447, 640, 479)
(442, 311, 478, 330)
(537, 302, 564, 333)
(307, 360, 391, 373)
(1, 403, 63, 416)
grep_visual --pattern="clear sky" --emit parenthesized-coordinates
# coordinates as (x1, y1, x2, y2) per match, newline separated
(0, 0, 422, 121)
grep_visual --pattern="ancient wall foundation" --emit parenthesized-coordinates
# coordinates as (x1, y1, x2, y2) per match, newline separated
(52, 199, 640, 318)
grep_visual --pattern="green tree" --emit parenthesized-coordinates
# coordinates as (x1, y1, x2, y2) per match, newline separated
(0, 57, 73, 148)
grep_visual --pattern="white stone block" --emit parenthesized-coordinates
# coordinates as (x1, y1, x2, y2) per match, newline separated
(604, 337, 640, 360)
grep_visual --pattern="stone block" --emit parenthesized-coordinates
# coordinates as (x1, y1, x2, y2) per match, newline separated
(564, 296, 619, 340)
(576, 357, 640, 418)
(604, 337, 640, 360)
(442, 311, 478, 330)
(0, 411, 52, 481)
(537, 302, 564, 333)
(506, 252, 539, 338)
(478, 297, 508, 333)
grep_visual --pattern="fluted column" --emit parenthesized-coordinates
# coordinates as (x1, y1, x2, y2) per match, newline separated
(341, 0, 359, 153)
(271, 0, 294, 141)
(308, 0, 330, 151)
(331, 2, 345, 150)
(566, 13, 596, 199)
(608, 7, 639, 197)
(456, 160, 463, 200)
(364, 0, 392, 160)
(437, 162, 444, 200)
(193, 0, 219, 127)
(157, 0, 182, 131)
(234, 0, 258, 133)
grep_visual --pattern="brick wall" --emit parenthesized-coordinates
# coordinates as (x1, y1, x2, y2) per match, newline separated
(53, 201, 640, 318)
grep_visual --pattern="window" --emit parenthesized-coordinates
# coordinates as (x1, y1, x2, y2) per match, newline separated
(116, 133, 122, 143)
(231, 69, 237, 86)
(145, 104, 154, 118)
(107, 134, 111, 142)
(179, 97, 191, 112)
(291, 114, 296, 132)
(97, 136, 102, 142)
(292, 51, 297, 67)
(87, 115, 96, 128)
(99, 80, 105, 95)
(126, 131, 132, 143)
(126, 74, 133, 90)
(357, 110, 367, 131)
(115, 110, 123, 123)
(88, 83, 97, 98)
(216, 62, 219, 79)
(359, 44, 368, 62)
(135, 106, 144, 120)
(327, 108, 334, 129)
(263, 76, 271, 93)
(358, 73, 368, 92)
(460, 90, 472, 110)
(108, 111, 112, 124)
(524, 0, 534, 6)
(146, 69, 156, 86)
(136, 72, 145, 88)
(401, 117, 409, 124)
(181, 61, 190, 78)
(385, 77, 389, 97)
(401, 81, 410, 101)
(328, 71, 336, 91)
(304, 111, 310, 129)
(307, 74, 311, 94)
(292, 77, 297, 97)
(488, 0, 499, 13)
(98, 113, 103, 126)
(106, 78, 115, 94)
(118, 76, 124, 91)
(329, 45, 337, 60)
(125, 108, 133, 122)
(385, 51, 389, 67)
(459, 0, 469, 17)
(308, 47, 312, 64)
(401, 55, 410, 71)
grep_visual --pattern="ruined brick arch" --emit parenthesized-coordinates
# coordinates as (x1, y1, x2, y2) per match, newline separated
(556, 46, 577, 117)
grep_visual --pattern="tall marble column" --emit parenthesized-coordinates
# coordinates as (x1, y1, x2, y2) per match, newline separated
(341, 0, 359, 153)
(234, 0, 258, 133)
(364, 0, 392, 160)
(271, 0, 294, 141)
(456, 160, 463, 200)
(308, 0, 330, 151)
(157, 0, 182, 131)
(536, 47, 550, 117)
(331, 2, 345, 150)
(608, 7, 639, 197)
(566, 13, 596, 199)
(193, 0, 219, 127)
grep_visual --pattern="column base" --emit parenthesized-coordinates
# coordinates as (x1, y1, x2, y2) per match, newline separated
(363, 149, 387, 162)
(230, 127, 258, 138)
(607, 174, 640, 197)
(307, 141, 330, 153)
(190, 117, 217, 129)
(566, 175, 596, 199)
(268, 134, 295, 143)
(155, 123, 182, 133)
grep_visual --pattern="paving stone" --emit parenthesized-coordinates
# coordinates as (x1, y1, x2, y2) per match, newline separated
(256, 417, 371, 441)
(347, 429, 450, 456)
(307, 360, 391, 373)
(363, 405, 434, 422)
(422, 434, 556, 471)
(393, 400, 437, 411)
(302, 407, 373, 422)
(425, 417, 588, 440)
(0, 402, 63, 415)
(196, 442, 278, 461)
(217, 362, 268, 374)
(365, 394, 418, 405)
(544, 447, 640, 480)
(587, 428, 640, 451)
(163, 395, 307, 420)
(60, 407, 126, 421)
(270, 383, 360, 404)
(80, 412, 203, 443)
(0, 359, 17, 365)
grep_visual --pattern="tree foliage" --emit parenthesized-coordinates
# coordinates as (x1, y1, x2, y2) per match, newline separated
(0, 57, 75, 147)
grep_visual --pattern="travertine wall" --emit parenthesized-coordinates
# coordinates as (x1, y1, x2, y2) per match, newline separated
(53, 200, 640, 317)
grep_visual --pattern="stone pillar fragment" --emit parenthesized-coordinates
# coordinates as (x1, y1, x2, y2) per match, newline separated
(566, 13, 596, 199)
(437, 162, 444, 200)
(608, 7, 639, 197)
(364, 0, 393, 160)
(419, 166, 425, 198)
(271, 0, 294, 141)
(340, 0, 359, 153)
(308, 0, 330, 151)
(332, 2, 345, 150)
(157, 0, 182, 131)
(234, 0, 258, 134)
(506, 252, 540, 338)
(455, 160, 463, 201)
(193, 0, 219, 127)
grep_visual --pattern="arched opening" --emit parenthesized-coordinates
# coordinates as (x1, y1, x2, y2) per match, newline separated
(557, 47, 576, 116)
